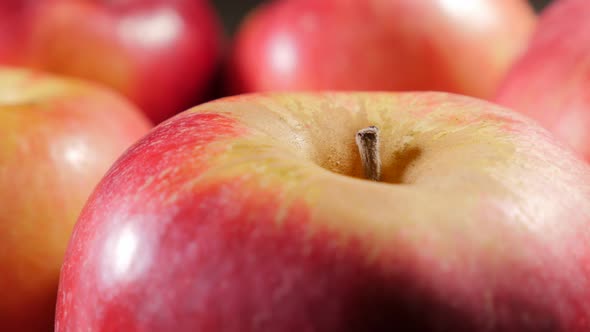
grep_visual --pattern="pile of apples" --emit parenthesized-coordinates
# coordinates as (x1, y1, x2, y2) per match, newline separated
(1, 0, 589, 331)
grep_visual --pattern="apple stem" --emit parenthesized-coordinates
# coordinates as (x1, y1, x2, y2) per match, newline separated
(356, 126, 381, 181)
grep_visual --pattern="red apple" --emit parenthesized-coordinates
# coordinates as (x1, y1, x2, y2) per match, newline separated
(0, 0, 224, 124)
(227, 0, 536, 99)
(0, 67, 151, 331)
(56, 92, 590, 331)
(0, 1, 34, 64)
(494, 0, 590, 162)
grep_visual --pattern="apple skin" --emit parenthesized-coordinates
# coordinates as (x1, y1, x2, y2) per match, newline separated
(55, 91, 590, 331)
(494, 0, 590, 162)
(227, 0, 536, 99)
(0, 1, 34, 64)
(0, 67, 151, 331)
(0, 0, 224, 124)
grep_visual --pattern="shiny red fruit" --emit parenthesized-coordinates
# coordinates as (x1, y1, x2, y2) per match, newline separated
(0, 67, 151, 332)
(228, 0, 536, 99)
(495, 0, 590, 162)
(0, 0, 225, 124)
(56, 92, 590, 331)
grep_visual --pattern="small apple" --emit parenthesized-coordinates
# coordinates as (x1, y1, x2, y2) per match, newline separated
(227, 0, 536, 99)
(0, 0, 225, 124)
(0, 67, 151, 331)
(56, 92, 590, 331)
(494, 0, 590, 162)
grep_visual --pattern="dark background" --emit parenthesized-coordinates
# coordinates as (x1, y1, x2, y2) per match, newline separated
(211, 0, 554, 36)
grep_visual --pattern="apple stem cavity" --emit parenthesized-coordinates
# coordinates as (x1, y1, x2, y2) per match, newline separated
(356, 126, 381, 181)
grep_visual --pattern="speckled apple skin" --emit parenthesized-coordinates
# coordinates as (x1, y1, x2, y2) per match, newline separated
(57, 92, 590, 331)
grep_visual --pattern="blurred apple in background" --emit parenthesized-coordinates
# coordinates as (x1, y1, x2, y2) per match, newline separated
(494, 0, 590, 162)
(56, 92, 590, 331)
(0, 67, 151, 331)
(0, 1, 35, 65)
(0, 0, 225, 124)
(227, 0, 537, 99)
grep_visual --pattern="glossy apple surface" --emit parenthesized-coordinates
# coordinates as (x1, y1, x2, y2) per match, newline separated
(494, 0, 590, 162)
(0, 1, 63, 65)
(228, 0, 536, 99)
(0, 1, 34, 64)
(0, 67, 151, 331)
(56, 92, 590, 331)
(0, 0, 224, 124)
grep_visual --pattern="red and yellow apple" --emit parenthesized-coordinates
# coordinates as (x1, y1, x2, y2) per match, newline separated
(0, 67, 151, 331)
(494, 0, 590, 162)
(0, 0, 224, 124)
(228, 0, 537, 99)
(56, 92, 590, 331)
